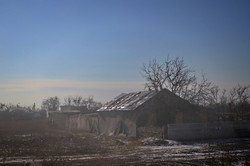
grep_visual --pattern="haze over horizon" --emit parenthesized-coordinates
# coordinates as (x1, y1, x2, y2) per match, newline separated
(0, 0, 250, 107)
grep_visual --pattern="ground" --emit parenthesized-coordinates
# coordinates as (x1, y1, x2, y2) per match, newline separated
(0, 129, 249, 166)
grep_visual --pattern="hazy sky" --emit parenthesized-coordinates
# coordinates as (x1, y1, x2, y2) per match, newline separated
(0, 0, 250, 107)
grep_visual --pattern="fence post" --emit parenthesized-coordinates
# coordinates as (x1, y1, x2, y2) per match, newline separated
(162, 125, 168, 139)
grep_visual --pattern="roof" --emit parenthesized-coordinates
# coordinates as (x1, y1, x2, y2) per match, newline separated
(97, 91, 157, 111)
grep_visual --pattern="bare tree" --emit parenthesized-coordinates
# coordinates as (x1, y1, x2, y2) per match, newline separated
(216, 89, 229, 112)
(142, 56, 217, 106)
(163, 57, 196, 96)
(220, 89, 228, 105)
(81, 96, 102, 111)
(41, 96, 60, 111)
(235, 84, 250, 104)
(73, 96, 83, 106)
(64, 96, 83, 106)
(63, 95, 102, 111)
(64, 96, 73, 105)
(185, 73, 216, 106)
(229, 84, 250, 104)
(208, 85, 220, 105)
(142, 59, 166, 91)
(0, 103, 5, 110)
(227, 84, 250, 119)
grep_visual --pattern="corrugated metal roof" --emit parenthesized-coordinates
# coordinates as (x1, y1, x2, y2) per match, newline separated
(97, 91, 157, 111)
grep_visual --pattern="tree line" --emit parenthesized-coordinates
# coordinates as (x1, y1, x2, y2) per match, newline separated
(0, 96, 102, 119)
(41, 96, 102, 112)
(1, 56, 249, 120)
(0, 103, 47, 120)
(142, 56, 250, 120)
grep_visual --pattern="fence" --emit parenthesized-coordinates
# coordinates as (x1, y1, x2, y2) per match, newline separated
(165, 121, 250, 141)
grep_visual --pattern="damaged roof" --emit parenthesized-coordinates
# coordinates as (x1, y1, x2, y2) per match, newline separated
(97, 91, 157, 111)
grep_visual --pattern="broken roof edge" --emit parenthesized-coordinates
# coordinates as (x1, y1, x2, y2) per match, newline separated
(97, 90, 157, 112)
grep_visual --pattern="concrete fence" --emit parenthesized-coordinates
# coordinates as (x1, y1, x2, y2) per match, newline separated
(166, 121, 250, 141)
(137, 126, 163, 138)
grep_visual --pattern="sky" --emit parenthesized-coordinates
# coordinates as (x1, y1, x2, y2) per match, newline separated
(0, 0, 250, 107)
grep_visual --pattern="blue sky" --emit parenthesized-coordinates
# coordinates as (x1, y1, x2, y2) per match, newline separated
(0, 0, 250, 106)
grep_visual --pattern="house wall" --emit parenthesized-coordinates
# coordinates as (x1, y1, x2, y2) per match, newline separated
(98, 112, 137, 137)
(68, 113, 99, 132)
(49, 113, 70, 129)
(49, 112, 99, 132)
(135, 90, 201, 127)
(50, 112, 136, 136)
(166, 121, 250, 140)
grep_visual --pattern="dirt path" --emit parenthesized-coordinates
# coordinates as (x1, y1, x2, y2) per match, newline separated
(0, 132, 249, 166)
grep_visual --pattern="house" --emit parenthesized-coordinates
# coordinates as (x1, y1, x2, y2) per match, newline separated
(97, 89, 202, 137)
(47, 90, 250, 140)
(48, 90, 250, 140)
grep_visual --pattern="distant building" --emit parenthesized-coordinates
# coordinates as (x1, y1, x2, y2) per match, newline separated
(60, 105, 88, 112)
(49, 90, 202, 137)
(48, 90, 250, 140)
(48, 105, 92, 130)
(97, 89, 201, 137)
(48, 110, 81, 130)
